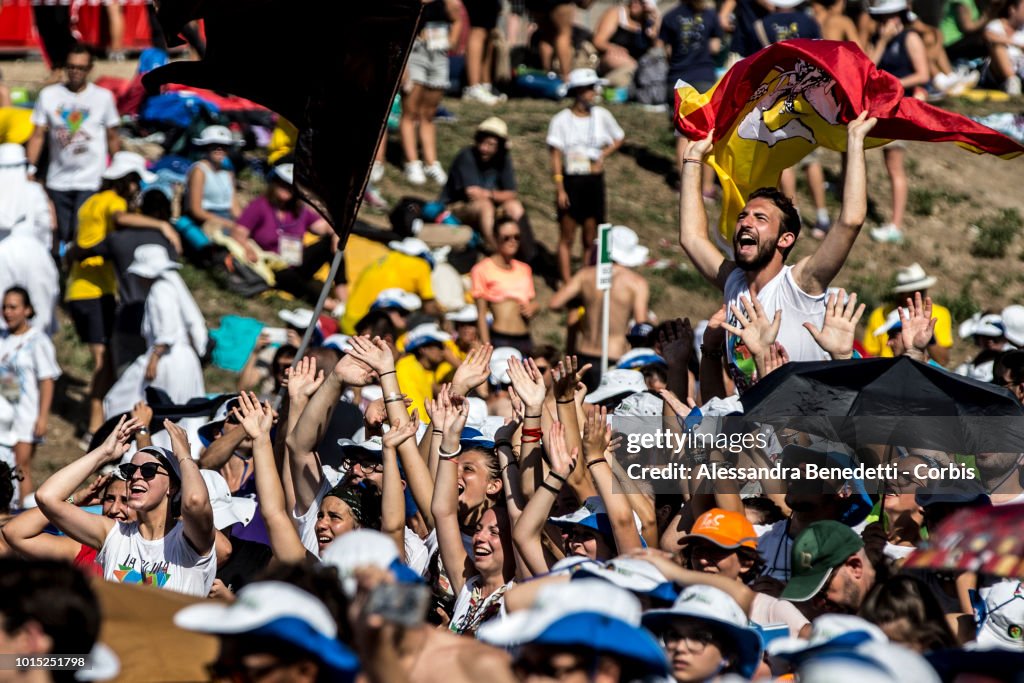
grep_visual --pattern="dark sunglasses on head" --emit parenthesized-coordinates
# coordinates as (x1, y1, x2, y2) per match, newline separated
(119, 462, 170, 481)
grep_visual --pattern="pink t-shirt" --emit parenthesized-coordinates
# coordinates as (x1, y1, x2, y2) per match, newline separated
(237, 196, 321, 253)
(470, 258, 535, 305)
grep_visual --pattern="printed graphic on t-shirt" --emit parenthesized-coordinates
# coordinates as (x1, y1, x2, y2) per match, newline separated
(54, 105, 93, 149)
(113, 554, 172, 588)
(771, 21, 801, 42)
(671, 14, 708, 55)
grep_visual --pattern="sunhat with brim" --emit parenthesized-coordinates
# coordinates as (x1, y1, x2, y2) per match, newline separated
(680, 507, 758, 551)
(608, 226, 649, 267)
(337, 435, 384, 461)
(585, 368, 646, 404)
(1002, 305, 1024, 347)
(103, 151, 158, 184)
(0, 143, 26, 168)
(572, 558, 679, 604)
(771, 0, 807, 7)
(446, 304, 479, 324)
(279, 307, 315, 330)
(321, 529, 424, 598)
(959, 313, 1005, 339)
(404, 322, 452, 352)
(201, 469, 257, 530)
(612, 391, 664, 417)
(270, 163, 294, 185)
(767, 614, 888, 661)
(616, 348, 667, 370)
(192, 125, 241, 147)
(126, 244, 181, 279)
(476, 116, 509, 140)
(371, 288, 423, 314)
(565, 68, 609, 92)
(891, 262, 936, 292)
(873, 308, 904, 337)
(174, 581, 359, 677)
(780, 520, 864, 602)
(477, 579, 669, 676)
(641, 585, 764, 679)
(489, 346, 523, 385)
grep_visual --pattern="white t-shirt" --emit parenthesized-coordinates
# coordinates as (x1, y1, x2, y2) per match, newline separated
(723, 265, 827, 390)
(986, 20, 1024, 78)
(96, 521, 217, 598)
(546, 107, 625, 175)
(31, 82, 119, 192)
(0, 327, 60, 444)
(750, 592, 810, 637)
(404, 526, 430, 576)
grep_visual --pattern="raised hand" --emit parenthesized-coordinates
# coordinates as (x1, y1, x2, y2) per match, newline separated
(721, 295, 781, 361)
(77, 472, 113, 507)
(287, 356, 325, 401)
(899, 292, 937, 358)
(656, 318, 694, 369)
(95, 415, 141, 462)
(847, 110, 878, 144)
(382, 411, 420, 449)
(163, 419, 192, 461)
(334, 353, 376, 387)
(583, 405, 612, 458)
(451, 344, 493, 396)
(234, 391, 274, 439)
(552, 355, 591, 402)
(659, 388, 696, 417)
(547, 422, 578, 479)
(493, 416, 522, 447)
(760, 342, 790, 378)
(346, 336, 396, 376)
(507, 357, 546, 411)
(684, 128, 715, 162)
(131, 401, 153, 429)
(438, 386, 469, 438)
(803, 289, 865, 360)
(702, 306, 728, 351)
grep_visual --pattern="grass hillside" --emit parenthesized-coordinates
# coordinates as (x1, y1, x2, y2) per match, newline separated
(33, 68, 1024, 480)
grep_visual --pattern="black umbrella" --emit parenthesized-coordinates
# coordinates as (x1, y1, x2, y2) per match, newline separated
(739, 356, 1024, 452)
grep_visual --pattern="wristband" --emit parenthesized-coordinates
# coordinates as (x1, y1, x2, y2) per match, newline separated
(494, 440, 514, 450)
(379, 370, 396, 378)
(540, 481, 561, 494)
(682, 158, 704, 166)
(556, 398, 576, 404)
(586, 458, 608, 468)
(548, 470, 568, 484)
(438, 444, 462, 460)
(522, 427, 543, 444)
(552, 173, 564, 182)
(27, 164, 37, 176)
(524, 414, 542, 419)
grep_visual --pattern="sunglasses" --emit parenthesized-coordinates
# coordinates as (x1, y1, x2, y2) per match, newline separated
(499, 233, 521, 242)
(118, 462, 170, 481)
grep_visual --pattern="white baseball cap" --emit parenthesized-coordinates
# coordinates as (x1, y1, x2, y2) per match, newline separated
(371, 288, 423, 313)
(585, 369, 646, 404)
(566, 68, 608, 92)
(489, 346, 523, 385)
(404, 322, 451, 352)
(445, 304, 479, 324)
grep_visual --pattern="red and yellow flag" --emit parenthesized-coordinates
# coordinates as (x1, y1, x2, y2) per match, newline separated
(674, 39, 1024, 245)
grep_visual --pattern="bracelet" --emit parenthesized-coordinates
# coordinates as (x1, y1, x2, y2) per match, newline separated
(136, 427, 150, 435)
(433, 429, 443, 434)
(524, 414, 542, 419)
(556, 398, 576, 405)
(384, 394, 407, 405)
(494, 440, 514, 450)
(682, 158, 704, 165)
(522, 427, 543, 444)
(548, 470, 567, 484)
(540, 481, 561, 494)
(552, 173, 564, 182)
(379, 370, 396, 378)
(501, 461, 518, 473)
(586, 458, 608, 468)
(438, 444, 462, 460)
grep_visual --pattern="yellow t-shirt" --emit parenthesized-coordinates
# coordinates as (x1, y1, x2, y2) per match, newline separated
(862, 303, 954, 357)
(0, 108, 34, 145)
(66, 190, 123, 301)
(394, 354, 454, 423)
(340, 252, 434, 334)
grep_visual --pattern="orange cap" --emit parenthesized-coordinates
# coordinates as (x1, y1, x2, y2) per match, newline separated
(683, 508, 758, 550)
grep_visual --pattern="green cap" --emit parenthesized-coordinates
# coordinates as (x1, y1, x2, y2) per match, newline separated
(780, 520, 864, 602)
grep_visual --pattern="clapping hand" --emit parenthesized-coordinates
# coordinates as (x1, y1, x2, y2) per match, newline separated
(898, 292, 937, 359)
(507, 357, 546, 412)
(346, 336, 396, 377)
(547, 422, 578, 480)
(582, 405, 612, 458)
(721, 295, 781, 361)
(286, 356, 325, 401)
(451, 344, 493, 396)
(552, 355, 591, 403)
(382, 411, 420, 450)
(234, 391, 275, 439)
(334, 351, 377, 388)
(94, 415, 142, 463)
(656, 318, 694, 369)
(803, 289, 865, 360)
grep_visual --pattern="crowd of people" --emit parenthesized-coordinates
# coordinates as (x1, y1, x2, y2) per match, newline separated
(0, 2, 1020, 682)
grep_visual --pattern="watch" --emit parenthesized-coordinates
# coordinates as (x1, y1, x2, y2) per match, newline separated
(136, 427, 150, 435)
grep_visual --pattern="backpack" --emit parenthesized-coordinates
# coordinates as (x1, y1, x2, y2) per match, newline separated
(207, 247, 271, 298)
(632, 49, 669, 105)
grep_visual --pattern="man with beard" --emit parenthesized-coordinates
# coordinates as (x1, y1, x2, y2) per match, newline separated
(779, 520, 876, 616)
(973, 451, 1024, 505)
(678, 113, 876, 391)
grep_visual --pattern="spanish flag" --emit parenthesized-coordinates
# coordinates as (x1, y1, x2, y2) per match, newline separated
(675, 39, 1024, 246)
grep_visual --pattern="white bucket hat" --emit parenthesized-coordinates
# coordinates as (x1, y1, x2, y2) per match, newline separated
(1002, 305, 1024, 347)
(126, 244, 181, 278)
(566, 68, 608, 92)
(200, 469, 257, 530)
(608, 226, 649, 268)
(102, 151, 157, 183)
(892, 263, 937, 293)
(192, 124, 240, 147)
